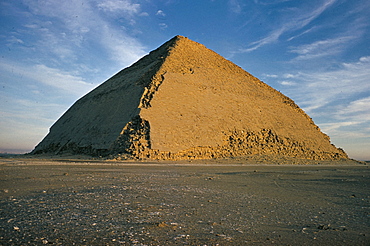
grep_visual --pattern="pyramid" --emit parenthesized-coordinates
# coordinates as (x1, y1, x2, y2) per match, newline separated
(32, 35, 348, 160)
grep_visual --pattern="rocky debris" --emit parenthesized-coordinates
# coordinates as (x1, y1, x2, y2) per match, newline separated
(126, 128, 348, 161)
(110, 115, 151, 157)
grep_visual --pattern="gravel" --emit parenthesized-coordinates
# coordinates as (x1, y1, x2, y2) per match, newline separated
(1, 163, 369, 245)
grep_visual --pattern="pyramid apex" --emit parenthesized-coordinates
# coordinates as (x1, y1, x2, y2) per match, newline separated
(173, 35, 187, 40)
(151, 35, 190, 53)
(167, 35, 196, 46)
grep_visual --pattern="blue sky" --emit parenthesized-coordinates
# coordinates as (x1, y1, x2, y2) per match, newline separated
(1, 0, 369, 160)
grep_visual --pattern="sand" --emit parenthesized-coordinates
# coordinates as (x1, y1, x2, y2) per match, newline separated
(1, 157, 369, 245)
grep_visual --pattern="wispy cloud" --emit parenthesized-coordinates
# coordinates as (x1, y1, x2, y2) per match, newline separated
(97, 0, 141, 15)
(336, 97, 370, 121)
(287, 26, 318, 41)
(24, 0, 96, 33)
(6, 36, 24, 45)
(272, 56, 370, 158)
(318, 121, 367, 140)
(281, 56, 370, 117)
(239, 0, 336, 52)
(22, 0, 146, 67)
(289, 35, 356, 60)
(293, 0, 336, 28)
(240, 28, 284, 52)
(100, 26, 146, 66)
(254, 0, 292, 5)
(228, 0, 242, 14)
(0, 60, 94, 96)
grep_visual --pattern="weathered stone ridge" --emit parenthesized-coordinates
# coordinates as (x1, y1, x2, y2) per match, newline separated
(32, 35, 349, 161)
(114, 128, 347, 161)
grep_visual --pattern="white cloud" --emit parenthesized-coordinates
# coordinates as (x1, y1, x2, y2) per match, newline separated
(156, 10, 166, 17)
(283, 73, 296, 78)
(97, 0, 140, 15)
(155, 10, 168, 31)
(159, 23, 168, 30)
(23, 24, 39, 29)
(263, 74, 278, 78)
(359, 56, 370, 62)
(280, 80, 296, 86)
(139, 12, 149, 17)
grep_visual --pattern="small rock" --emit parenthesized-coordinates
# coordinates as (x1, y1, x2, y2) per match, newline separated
(318, 224, 331, 230)
(157, 222, 168, 228)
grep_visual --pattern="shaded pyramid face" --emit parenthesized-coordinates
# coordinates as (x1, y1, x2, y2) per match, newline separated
(32, 35, 348, 160)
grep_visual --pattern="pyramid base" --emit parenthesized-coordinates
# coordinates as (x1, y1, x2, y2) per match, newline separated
(32, 127, 348, 161)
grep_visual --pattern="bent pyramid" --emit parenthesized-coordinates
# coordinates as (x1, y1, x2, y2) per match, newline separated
(32, 35, 348, 160)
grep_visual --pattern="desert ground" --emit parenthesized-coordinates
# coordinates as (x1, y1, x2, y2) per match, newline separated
(0, 157, 369, 245)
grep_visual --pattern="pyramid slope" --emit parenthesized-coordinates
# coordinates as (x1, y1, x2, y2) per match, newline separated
(32, 36, 348, 160)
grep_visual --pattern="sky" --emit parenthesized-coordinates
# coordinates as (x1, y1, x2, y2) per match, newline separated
(0, 0, 369, 160)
